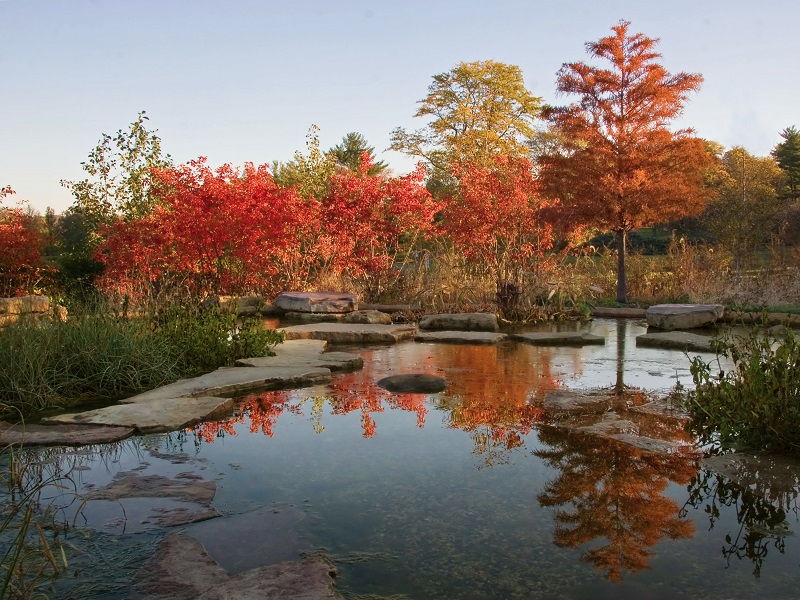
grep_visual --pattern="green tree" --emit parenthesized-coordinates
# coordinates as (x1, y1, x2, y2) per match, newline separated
(272, 124, 337, 199)
(390, 60, 541, 192)
(702, 147, 783, 271)
(61, 111, 172, 235)
(330, 132, 388, 176)
(772, 126, 800, 201)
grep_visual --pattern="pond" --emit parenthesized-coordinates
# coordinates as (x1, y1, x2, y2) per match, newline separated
(7, 318, 800, 599)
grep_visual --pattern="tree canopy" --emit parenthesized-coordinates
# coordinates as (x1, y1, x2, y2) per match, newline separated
(539, 20, 712, 302)
(330, 132, 388, 176)
(772, 126, 800, 201)
(390, 60, 542, 191)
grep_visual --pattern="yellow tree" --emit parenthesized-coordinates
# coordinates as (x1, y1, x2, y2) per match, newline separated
(391, 60, 541, 194)
(540, 21, 713, 302)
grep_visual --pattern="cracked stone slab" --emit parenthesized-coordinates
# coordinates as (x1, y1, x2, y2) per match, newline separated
(415, 331, 508, 344)
(0, 422, 135, 446)
(121, 366, 332, 404)
(236, 339, 363, 371)
(280, 323, 416, 344)
(41, 396, 235, 433)
(511, 331, 605, 346)
(636, 331, 714, 352)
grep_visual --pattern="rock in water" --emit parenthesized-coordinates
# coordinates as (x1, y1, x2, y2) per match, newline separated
(377, 374, 447, 393)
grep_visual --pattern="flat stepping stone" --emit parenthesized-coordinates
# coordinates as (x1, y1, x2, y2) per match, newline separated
(0, 422, 135, 446)
(377, 374, 447, 393)
(419, 313, 498, 332)
(274, 291, 357, 314)
(121, 366, 332, 404)
(636, 331, 714, 352)
(283, 312, 346, 323)
(42, 396, 236, 434)
(238, 351, 363, 372)
(646, 303, 724, 330)
(415, 331, 508, 344)
(591, 307, 647, 318)
(511, 331, 605, 346)
(280, 323, 416, 344)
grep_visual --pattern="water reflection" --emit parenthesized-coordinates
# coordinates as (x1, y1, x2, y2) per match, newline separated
(535, 428, 697, 581)
(683, 464, 800, 578)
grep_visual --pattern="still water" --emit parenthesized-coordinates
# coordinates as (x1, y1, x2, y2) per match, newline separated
(16, 319, 800, 598)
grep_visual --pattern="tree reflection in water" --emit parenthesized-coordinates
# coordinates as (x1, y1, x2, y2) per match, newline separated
(682, 466, 799, 578)
(535, 428, 697, 581)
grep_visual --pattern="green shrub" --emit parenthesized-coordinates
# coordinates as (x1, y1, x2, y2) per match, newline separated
(152, 305, 283, 375)
(687, 323, 800, 454)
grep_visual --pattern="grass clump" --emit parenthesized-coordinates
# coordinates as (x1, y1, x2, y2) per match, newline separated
(686, 322, 800, 454)
(0, 304, 283, 419)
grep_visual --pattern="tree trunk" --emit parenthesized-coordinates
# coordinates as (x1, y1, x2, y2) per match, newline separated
(616, 228, 627, 303)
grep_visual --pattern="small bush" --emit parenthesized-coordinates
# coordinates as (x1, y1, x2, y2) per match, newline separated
(686, 323, 800, 454)
(152, 305, 283, 375)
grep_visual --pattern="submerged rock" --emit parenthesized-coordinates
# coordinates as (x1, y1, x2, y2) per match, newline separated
(377, 374, 447, 393)
(134, 533, 341, 600)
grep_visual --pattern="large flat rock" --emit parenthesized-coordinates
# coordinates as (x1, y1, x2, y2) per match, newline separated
(418, 313, 499, 332)
(415, 331, 508, 344)
(134, 533, 342, 600)
(511, 331, 605, 346)
(0, 422, 135, 446)
(281, 323, 416, 344)
(121, 366, 332, 404)
(274, 291, 357, 314)
(42, 396, 236, 433)
(636, 331, 714, 352)
(646, 303, 724, 330)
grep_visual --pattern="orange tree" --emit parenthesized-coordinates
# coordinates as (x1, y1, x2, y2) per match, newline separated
(440, 155, 556, 311)
(539, 20, 713, 302)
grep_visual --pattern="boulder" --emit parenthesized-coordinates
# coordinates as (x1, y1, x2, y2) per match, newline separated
(636, 331, 714, 352)
(274, 292, 357, 314)
(511, 331, 605, 346)
(646, 304, 724, 330)
(343, 310, 392, 325)
(418, 313, 499, 332)
(0, 295, 51, 315)
(377, 374, 447, 393)
(415, 331, 508, 345)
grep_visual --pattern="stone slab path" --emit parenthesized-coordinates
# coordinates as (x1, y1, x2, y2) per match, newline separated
(281, 322, 417, 344)
(636, 331, 715, 352)
(13, 340, 360, 441)
(415, 331, 509, 344)
(510, 331, 605, 346)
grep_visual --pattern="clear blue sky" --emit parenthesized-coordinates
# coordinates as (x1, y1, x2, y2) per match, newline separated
(2, 0, 798, 212)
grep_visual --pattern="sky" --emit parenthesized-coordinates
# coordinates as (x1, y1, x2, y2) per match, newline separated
(2, 0, 799, 213)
